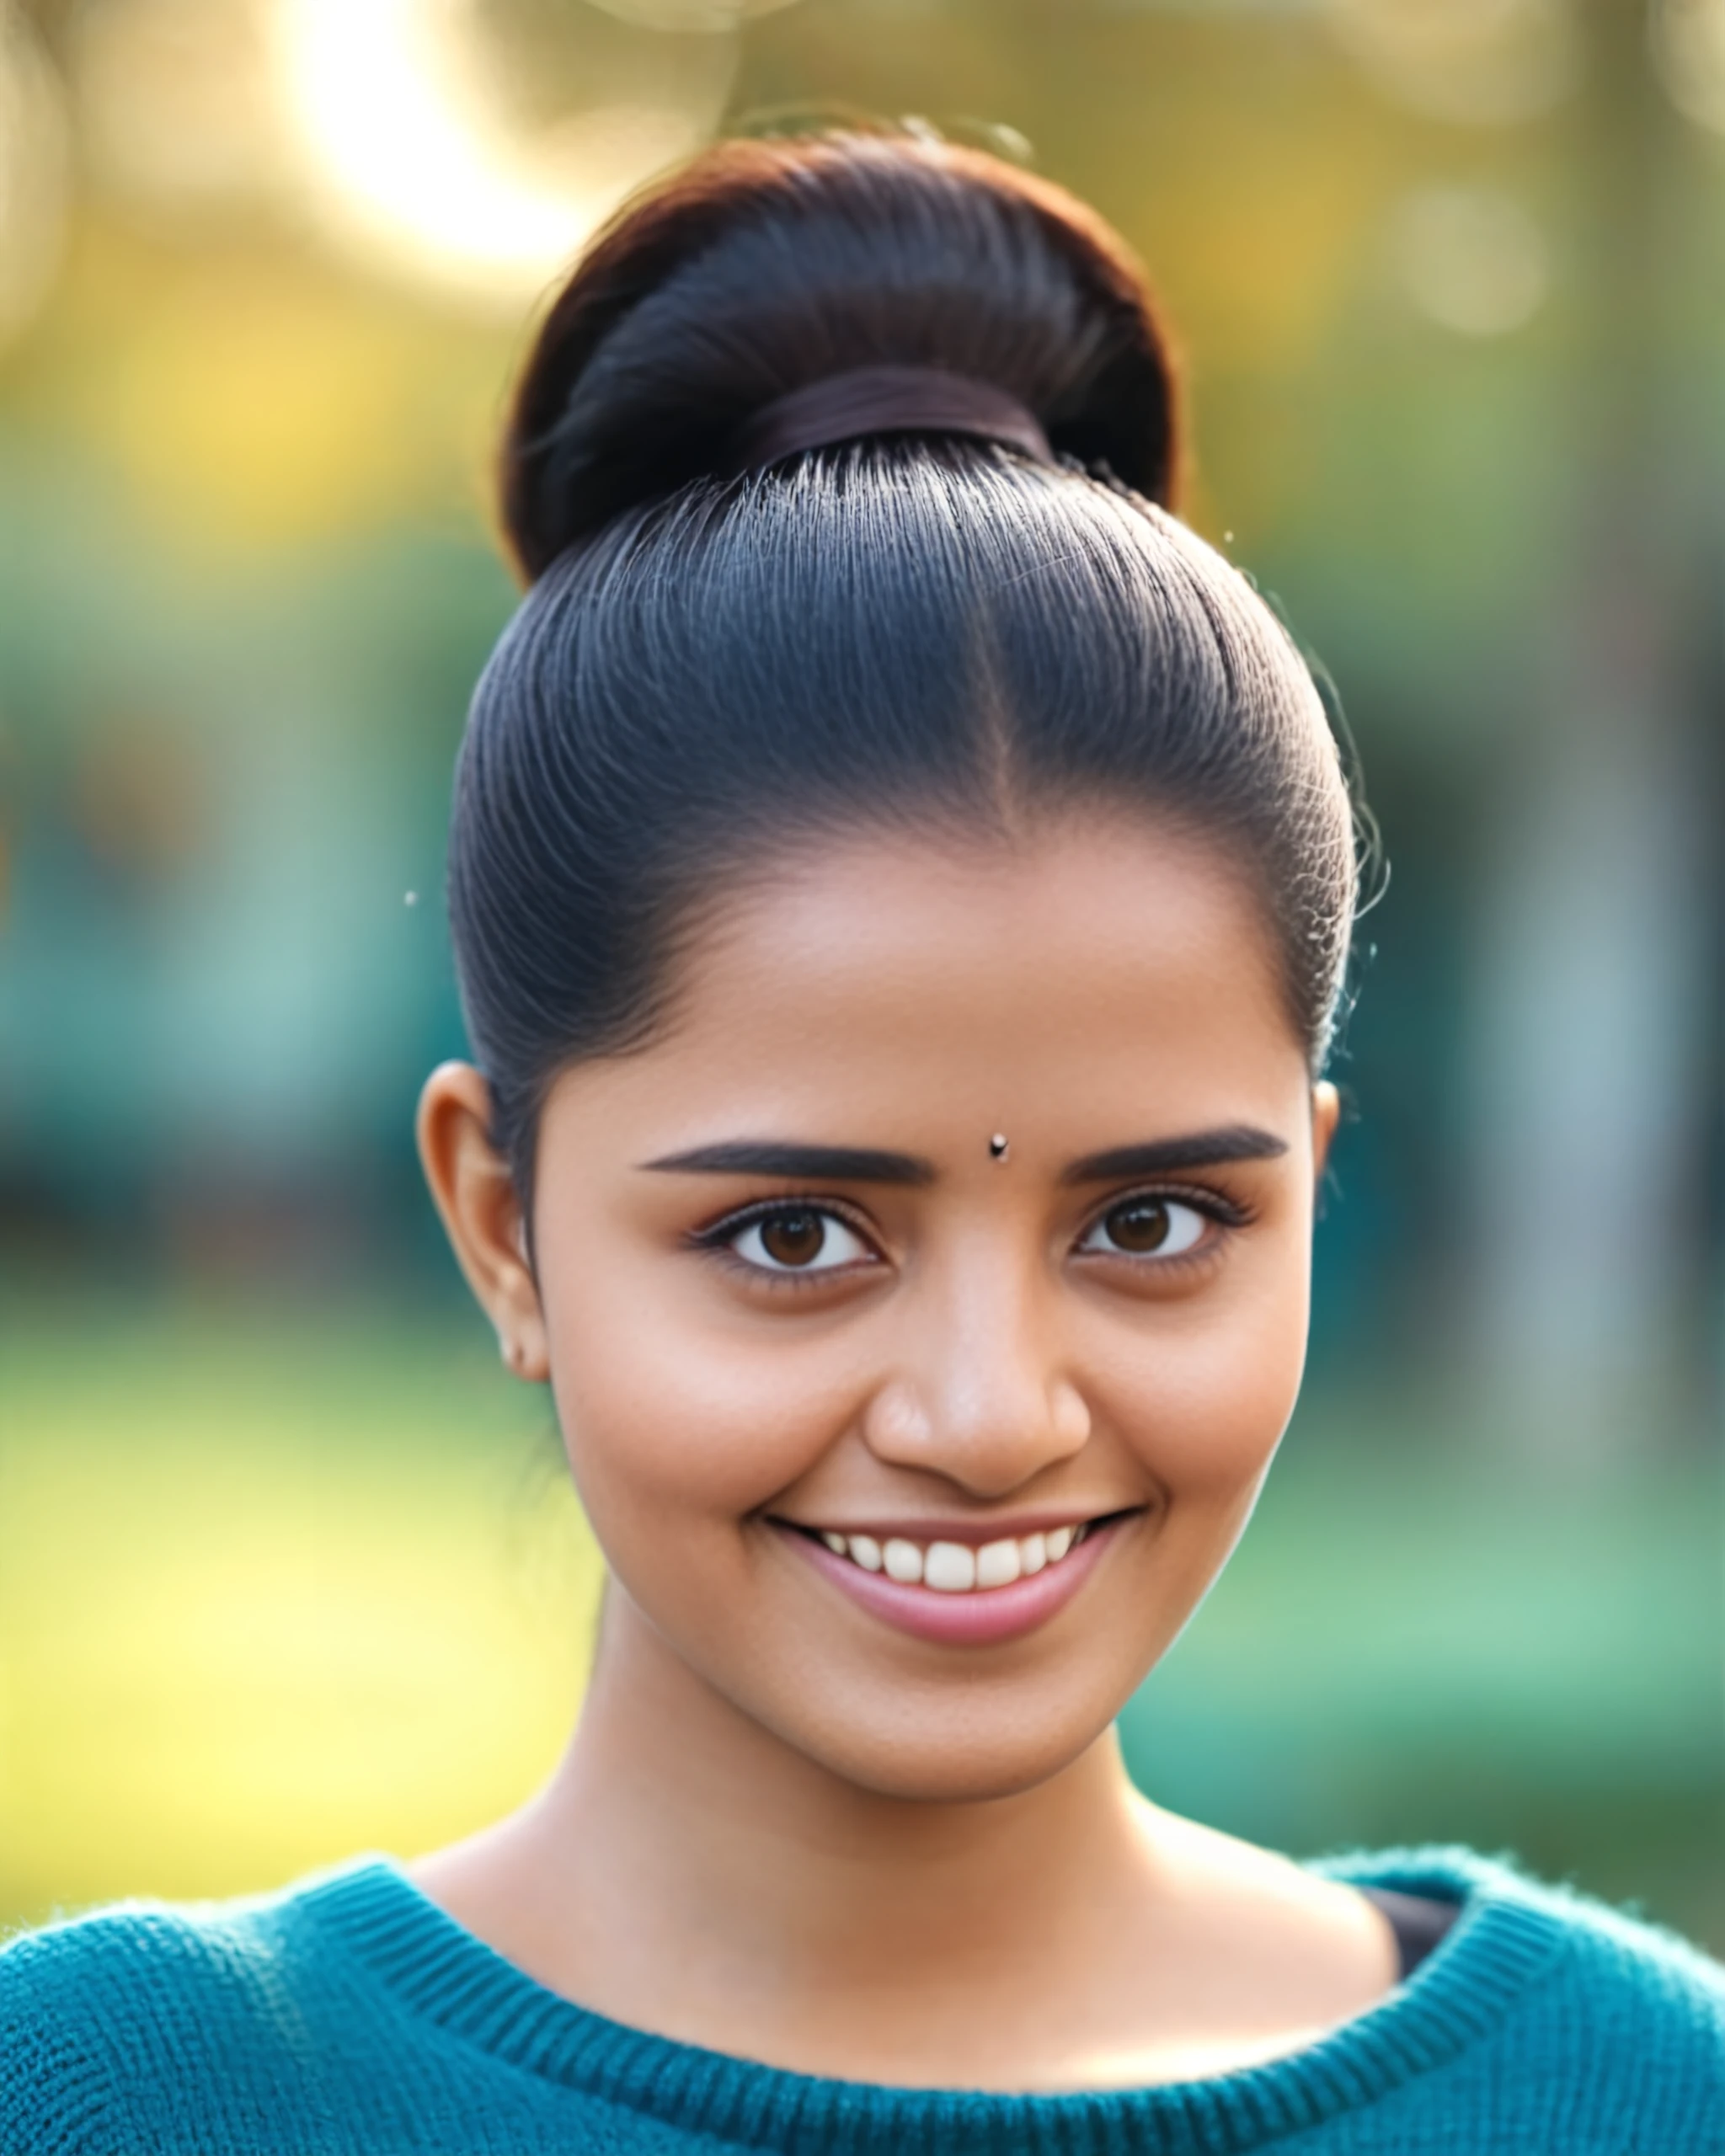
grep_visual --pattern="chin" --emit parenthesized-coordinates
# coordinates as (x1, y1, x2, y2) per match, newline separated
(763, 1693, 1122, 1806)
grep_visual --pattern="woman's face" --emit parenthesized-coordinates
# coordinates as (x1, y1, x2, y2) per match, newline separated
(523, 816, 1336, 1804)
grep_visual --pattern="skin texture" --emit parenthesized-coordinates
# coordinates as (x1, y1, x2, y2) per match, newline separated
(413, 813, 1391, 2093)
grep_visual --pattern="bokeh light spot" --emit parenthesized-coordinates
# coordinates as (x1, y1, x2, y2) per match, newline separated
(1391, 184, 1550, 339)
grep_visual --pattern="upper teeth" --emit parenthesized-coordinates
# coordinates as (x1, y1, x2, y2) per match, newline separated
(816, 1524, 1087, 1592)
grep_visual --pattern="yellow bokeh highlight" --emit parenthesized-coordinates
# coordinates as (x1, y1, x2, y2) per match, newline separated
(19, 221, 514, 548)
(0, 1310, 601, 1929)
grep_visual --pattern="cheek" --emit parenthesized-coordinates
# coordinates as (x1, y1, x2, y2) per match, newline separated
(1093, 1235, 1313, 1507)
(541, 1260, 863, 1534)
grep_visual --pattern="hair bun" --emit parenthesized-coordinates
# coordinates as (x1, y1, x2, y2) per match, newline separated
(499, 131, 1181, 582)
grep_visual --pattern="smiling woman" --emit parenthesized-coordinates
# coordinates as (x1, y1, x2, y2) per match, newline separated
(3, 128, 1722, 2156)
(467, 821, 1330, 1804)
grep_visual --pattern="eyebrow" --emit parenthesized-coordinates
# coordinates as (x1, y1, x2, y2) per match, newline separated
(638, 1141, 936, 1185)
(1060, 1127, 1289, 1184)
(639, 1126, 1287, 1187)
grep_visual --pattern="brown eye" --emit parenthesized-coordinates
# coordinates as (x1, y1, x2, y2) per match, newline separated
(1078, 1197, 1206, 1259)
(760, 1210, 825, 1267)
(729, 1208, 873, 1274)
(1105, 1200, 1170, 1252)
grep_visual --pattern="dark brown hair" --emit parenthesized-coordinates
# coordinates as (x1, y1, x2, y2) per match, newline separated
(450, 131, 1358, 1192)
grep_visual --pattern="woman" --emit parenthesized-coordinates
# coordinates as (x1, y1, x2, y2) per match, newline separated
(4, 131, 1721, 2153)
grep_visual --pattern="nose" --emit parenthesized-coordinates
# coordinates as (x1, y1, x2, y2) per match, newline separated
(862, 1239, 1092, 1498)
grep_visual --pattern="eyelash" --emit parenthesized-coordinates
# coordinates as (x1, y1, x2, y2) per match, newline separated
(1077, 1183, 1254, 1270)
(1110, 1183, 1252, 1230)
(686, 1195, 884, 1289)
(686, 1183, 1256, 1284)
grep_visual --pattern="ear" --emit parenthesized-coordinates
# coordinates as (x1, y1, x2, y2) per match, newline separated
(1311, 1080, 1342, 1186)
(416, 1061, 549, 1381)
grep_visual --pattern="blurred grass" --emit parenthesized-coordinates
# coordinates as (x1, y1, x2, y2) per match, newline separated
(3, 1299, 1720, 1952)
(0, 1299, 599, 1926)
(1125, 1412, 1725, 1951)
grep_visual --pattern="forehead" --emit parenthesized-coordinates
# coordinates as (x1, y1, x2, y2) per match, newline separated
(561, 814, 1308, 1139)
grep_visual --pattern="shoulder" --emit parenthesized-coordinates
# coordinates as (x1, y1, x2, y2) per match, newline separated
(1, 1865, 351, 2020)
(0, 1862, 391, 2151)
(1388, 1845, 1722, 2019)
(1326, 1847, 1725, 2137)
(1505, 1860, 1725, 2049)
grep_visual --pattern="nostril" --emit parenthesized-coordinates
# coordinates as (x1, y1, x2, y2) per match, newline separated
(860, 1370, 1091, 1485)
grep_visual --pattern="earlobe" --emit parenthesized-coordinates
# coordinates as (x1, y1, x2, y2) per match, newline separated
(1311, 1081, 1342, 1184)
(416, 1061, 549, 1380)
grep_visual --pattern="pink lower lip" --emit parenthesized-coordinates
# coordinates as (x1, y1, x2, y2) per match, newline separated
(783, 1518, 1125, 1646)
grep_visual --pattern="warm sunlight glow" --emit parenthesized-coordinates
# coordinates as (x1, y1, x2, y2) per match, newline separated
(1327, 0, 1581, 126)
(584, 0, 804, 24)
(270, 0, 731, 306)
(1652, 0, 1725, 133)
(0, 0, 70, 345)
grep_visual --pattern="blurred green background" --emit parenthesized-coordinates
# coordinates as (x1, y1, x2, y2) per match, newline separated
(2, 0, 1722, 1950)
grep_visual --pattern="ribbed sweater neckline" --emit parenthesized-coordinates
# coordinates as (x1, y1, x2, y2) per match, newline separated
(295, 1848, 1566, 2156)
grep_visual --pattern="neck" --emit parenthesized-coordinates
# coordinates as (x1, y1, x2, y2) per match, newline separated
(429, 1584, 1158, 2048)
(413, 1583, 1397, 2089)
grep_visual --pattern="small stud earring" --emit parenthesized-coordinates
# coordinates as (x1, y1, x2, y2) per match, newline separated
(988, 1134, 1009, 1162)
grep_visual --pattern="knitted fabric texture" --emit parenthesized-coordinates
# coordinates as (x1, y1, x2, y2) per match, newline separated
(3, 1847, 1722, 2153)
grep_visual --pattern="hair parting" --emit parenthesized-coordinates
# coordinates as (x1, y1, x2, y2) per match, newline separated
(447, 130, 1365, 1200)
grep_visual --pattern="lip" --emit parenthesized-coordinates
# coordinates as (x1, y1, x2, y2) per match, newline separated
(778, 1513, 1130, 1647)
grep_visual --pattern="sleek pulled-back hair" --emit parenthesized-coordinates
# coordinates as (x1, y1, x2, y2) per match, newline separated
(451, 131, 1359, 1193)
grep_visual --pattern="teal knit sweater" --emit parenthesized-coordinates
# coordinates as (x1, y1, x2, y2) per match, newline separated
(3, 1848, 1722, 2153)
